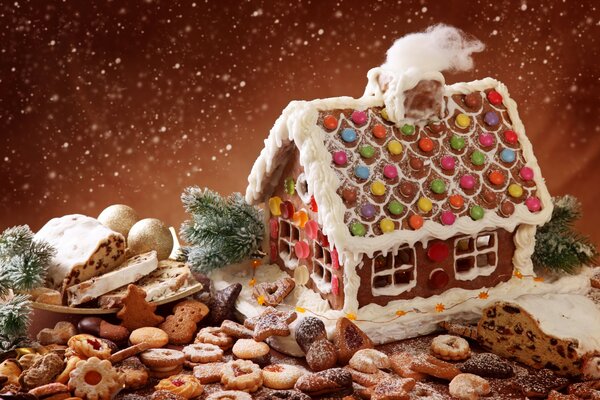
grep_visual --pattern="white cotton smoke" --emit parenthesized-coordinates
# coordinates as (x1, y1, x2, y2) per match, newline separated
(382, 24, 485, 73)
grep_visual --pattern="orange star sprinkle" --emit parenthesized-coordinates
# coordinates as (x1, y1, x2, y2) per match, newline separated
(256, 295, 265, 306)
(478, 291, 489, 299)
(435, 303, 445, 313)
(514, 270, 523, 279)
(248, 278, 256, 287)
(346, 313, 357, 320)
(534, 276, 545, 282)
(295, 306, 306, 313)
(395, 310, 407, 317)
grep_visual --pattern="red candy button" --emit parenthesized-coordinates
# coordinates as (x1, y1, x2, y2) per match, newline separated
(269, 218, 279, 239)
(280, 201, 295, 219)
(372, 124, 387, 139)
(503, 130, 518, 145)
(323, 115, 338, 130)
(332, 248, 340, 270)
(487, 90, 503, 106)
(294, 241, 310, 259)
(427, 242, 450, 262)
(332, 275, 339, 296)
(488, 170, 505, 186)
(305, 220, 319, 240)
(418, 137, 434, 152)
(429, 269, 450, 290)
(309, 195, 318, 212)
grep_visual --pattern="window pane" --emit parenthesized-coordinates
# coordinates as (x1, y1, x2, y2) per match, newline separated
(394, 269, 413, 284)
(456, 238, 474, 254)
(373, 274, 392, 288)
(374, 255, 388, 273)
(456, 256, 474, 272)
(314, 263, 323, 278)
(291, 226, 300, 241)
(476, 234, 494, 250)
(280, 220, 291, 238)
(313, 243, 324, 260)
(396, 247, 413, 265)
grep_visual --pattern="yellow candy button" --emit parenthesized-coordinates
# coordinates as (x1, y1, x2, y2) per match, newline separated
(371, 181, 386, 196)
(455, 113, 470, 128)
(381, 108, 390, 121)
(388, 140, 403, 155)
(268, 196, 282, 216)
(380, 218, 395, 233)
(418, 197, 433, 213)
(508, 183, 524, 198)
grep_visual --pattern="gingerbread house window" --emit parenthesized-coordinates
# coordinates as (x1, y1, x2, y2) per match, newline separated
(278, 219, 299, 268)
(454, 232, 498, 281)
(311, 241, 334, 294)
(371, 246, 417, 296)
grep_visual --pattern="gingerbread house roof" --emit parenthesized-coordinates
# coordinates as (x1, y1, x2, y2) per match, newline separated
(246, 78, 552, 263)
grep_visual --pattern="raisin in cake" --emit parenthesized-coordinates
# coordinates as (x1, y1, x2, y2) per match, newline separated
(34, 214, 126, 293)
(478, 293, 600, 377)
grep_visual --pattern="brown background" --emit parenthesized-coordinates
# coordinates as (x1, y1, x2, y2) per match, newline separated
(0, 1, 599, 244)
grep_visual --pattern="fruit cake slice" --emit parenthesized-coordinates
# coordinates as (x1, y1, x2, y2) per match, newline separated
(477, 293, 600, 377)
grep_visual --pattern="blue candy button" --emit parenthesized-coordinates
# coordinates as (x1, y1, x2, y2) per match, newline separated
(500, 148, 516, 163)
(341, 128, 357, 143)
(354, 165, 369, 180)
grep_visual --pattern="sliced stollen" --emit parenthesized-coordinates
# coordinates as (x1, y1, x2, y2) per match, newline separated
(34, 214, 126, 293)
(98, 259, 192, 309)
(66, 251, 158, 306)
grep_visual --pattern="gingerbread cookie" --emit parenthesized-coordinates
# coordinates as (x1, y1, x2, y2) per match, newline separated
(116, 284, 164, 331)
(349, 349, 391, 374)
(139, 349, 185, 379)
(220, 320, 253, 339)
(430, 334, 471, 361)
(252, 277, 295, 306)
(449, 373, 491, 400)
(114, 356, 149, 390)
(68, 334, 112, 360)
(37, 321, 78, 346)
(195, 327, 233, 350)
(206, 391, 252, 400)
(193, 362, 225, 384)
(172, 299, 209, 323)
(155, 374, 203, 399)
(158, 314, 197, 345)
(19, 352, 64, 390)
(262, 364, 305, 390)
(294, 368, 353, 397)
(221, 360, 263, 392)
(295, 317, 327, 353)
(460, 352, 514, 378)
(208, 283, 242, 326)
(68, 357, 122, 400)
(109, 342, 152, 364)
(244, 307, 297, 342)
(183, 343, 223, 363)
(333, 317, 373, 365)
(232, 339, 270, 360)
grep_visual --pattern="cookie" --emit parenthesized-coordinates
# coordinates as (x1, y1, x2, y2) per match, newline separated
(158, 315, 197, 346)
(19, 352, 64, 390)
(68, 357, 122, 400)
(67, 334, 112, 360)
(259, 391, 311, 400)
(139, 348, 185, 379)
(18, 353, 42, 370)
(252, 277, 295, 306)
(344, 367, 391, 387)
(262, 364, 305, 390)
(109, 342, 152, 364)
(410, 354, 460, 381)
(78, 318, 129, 343)
(438, 321, 478, 340)
(0, 360, 21, 386)
(333, 317, 373, 365)
(114, 356, 149, 390)
(55, 356, 81, 385)
(193, 362, 225, 384)
(389, 352, 426, 381)
(459, 352, 514, 378)
(349, 349, 390, 374)
(511, 368, 570, 398)
(449, 373, 491, 400)
(221, 360, 263, 392)
(583, 355, 600, 381)
(206, 391, 252, 400)
(294, 368, 353, 397)
(155, 374, 204, 399)
(305, 338, 337, 372)
(150, 391, 187, 400)
(28, 383, 71, 400)
(182, 343, 223, 363)
(547, 391, 581, 400)
(220, 320, 253, 339)
(244, 307, 297, 342)
(37, 322, 77, 346)
(129, 327, 169, 348)
(371, 377, 416, 400)
(232, 339, 270, 360)
(430, 334, 471, 361)
(195, 327, 233, 350)
(172, 300, 209, 324)
(295, 317, 327, 353)
(116, 284, 164, 331)
(208, 283, 242, 326)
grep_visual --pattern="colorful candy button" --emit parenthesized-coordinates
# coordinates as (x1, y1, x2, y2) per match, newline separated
(355, 165, 370, 180)
(519, 166, 534, 181)
(487, 90, 503, 105)
(430, 179, 446, 194)
(503, 130, 518, 144)
(351, 110, 368, 126)
(409, 215, 424, 230)
(372, 124, 387, 139)
(332, 248, 340, 270)
(361, 203, 376, 219)
(341, 128, 357, 143)
(401, 124, 415, 136)
(323, 115, 338, 130)
(380, 218, 395, 233)
(441, 155, 456, 171)
(293, 210, 308, 228)
(333, 151, 347, 166)
(441, 211, 456, 226)
(471, 150, 485, 166)
(470, 205, 485, 220)
(371, 181, 386, 196)
(455, 113, 470, 128)
(280, 201, 295, 219)
(450, 135, 466, 151)
(427, 242, 450, 262)
(429, 269, 449, 290)
(331, 275, 339, 296)
(294, 241, 310, 259)
(449, 194, 464, 209)
(387, 140, 403, 155)
(285, 177, 295, 195)
(488, 170, 505, 186)
(309, 195, 318, 212)
(388, 200, 404, 215)
(525, 196, 542, 212)
(381, 108, 390, 121)
(305, 220, 319, 240)
(500, 148, 516, 163)
(359, 145, 375, 158)
(460, 174, 476, 190)
(479, 133, 495, 147)
(400, 181, 416, 197)
(484, 111, 500, 126)
(418, 197, 433, 213)
(410, 157, 423, 171)
(268, 196, 282, 216)
(508, 184, 523, 198)
(269, 218, 279, 239)
(342, 187, 357, 204)
(419, 137, 434, 152)
(350, 222, 366, 237)
(383, 164, 398, 179)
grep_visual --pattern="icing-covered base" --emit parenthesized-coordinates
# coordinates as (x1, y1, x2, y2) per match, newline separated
(211, 261, 593, 357)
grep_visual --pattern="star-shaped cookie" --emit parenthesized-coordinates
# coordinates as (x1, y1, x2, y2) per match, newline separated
(244, 307, 297, 342)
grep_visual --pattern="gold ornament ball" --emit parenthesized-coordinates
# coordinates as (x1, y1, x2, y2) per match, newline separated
(98, 204, 139, 238)
(127, 218, 173, 260)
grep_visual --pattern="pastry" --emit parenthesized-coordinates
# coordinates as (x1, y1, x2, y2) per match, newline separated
(34, 214, 126, 293)
(208, 283, 242, 326)
(154, 375, 203, 399)
(150, 391, 187, 400)
(371, 377, 416, 400)
(410, 354, 460, 381)
(0, 360, 21, 386)
(108, 342, 152, 364)
(37, 322, 77, 346)
(55, 356, 82, 385)
(333, 317, 373, 364)
(231, 339, 270, 360)
(449, 373, 491, 400)
(139, 349, 185, 379)
(344, 367, 391, 387)
(67, 334, 112, 360)
(430, 334, 471, 361)
(27, 287, 62, 305)
(305, 338, 337, 372)
(19, 352, 64, 390)
(252, 277, 295, 306)
(158, 314, 197, 345)
(192, 362, 225, 384)
(68, 357, 122, 400)
(348, 349, 391, 374)
(295, 317, 327, 353)
(243, 307, 297, 342)
(262, 364, 305, 390)
(220, 360, 263, 392)
(66, 251, 158, 306)
(114, 357, 148, 390)
(459, 352, 513, 378)
(182, 343, 223, 363)
(294, 368, 353, 397)
(116, 284, 164, 331)
(128, 327, 169, 348)
(28, 383, 71, 400)
(389, 352, 426, 381)
(259, 391, 310, 400)
(77, 318, 129, 343)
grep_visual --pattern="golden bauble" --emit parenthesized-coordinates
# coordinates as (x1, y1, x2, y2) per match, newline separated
(98, 204, 139, 238)
(127, 218, 173, 260)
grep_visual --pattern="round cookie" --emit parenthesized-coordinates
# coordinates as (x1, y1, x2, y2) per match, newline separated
(206, 391, 252, 400)
(67, 334, 112, 360)
(182, 343, 223, 363)
(68, 357, 122, 400)
(129, 327, 169, 348)
(232, 339, 270, 360)
(431, 334, 470, 361)
(221, 360, 263, 393)
(262, 364, 305, 390)
(155, 374, 204, 399)
(140, 349, 185, 379)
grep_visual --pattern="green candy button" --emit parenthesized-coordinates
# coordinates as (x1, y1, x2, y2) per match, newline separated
(430, 179, 446, 194)
(401, 124, 415, 135)
(350, 222, 367, 237)
(450, 135, 466, 151)
(359, 145, 375, 158)
(471, 150, 485, 166)
(388, 200, 404, 215)
(470, 205, 485, 220)
(285, 177, 295, 195)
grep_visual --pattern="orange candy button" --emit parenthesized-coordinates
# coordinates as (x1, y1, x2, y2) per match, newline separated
(293, 210, 308, 228)
(372, 124, 387, 139)
(409, 215, 424, 230)
(488, 170, 505, 186)
(323, 115, 338, 131)
(449, 194, 464, 209)
(418, 137, 434, 152)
